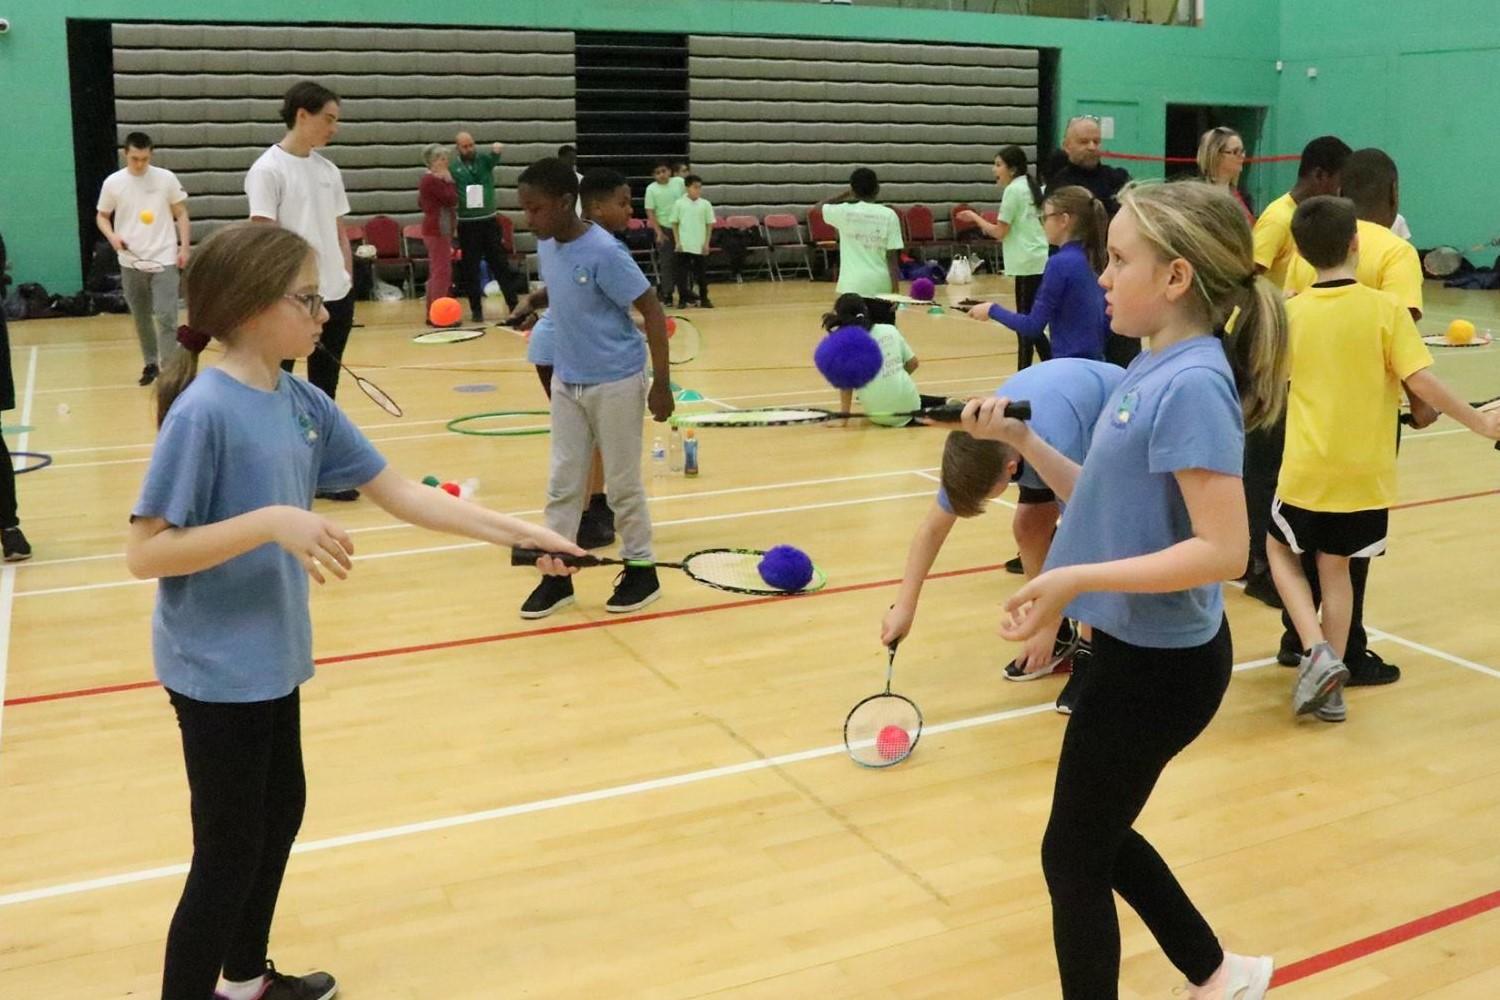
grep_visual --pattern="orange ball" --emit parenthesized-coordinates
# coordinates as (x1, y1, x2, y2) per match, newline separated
(429, 297, 462, 327)
(665, 316, 677, 338)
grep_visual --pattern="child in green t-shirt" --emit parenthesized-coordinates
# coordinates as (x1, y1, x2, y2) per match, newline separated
(644, 160, 686, 305)
(672, 175, 717, 308)
(812, 168, 905, 297)
(821, 294, 948, 427)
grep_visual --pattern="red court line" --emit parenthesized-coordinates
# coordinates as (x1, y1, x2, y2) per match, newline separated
(3, 562, 1005, 708)
(1391, 487, 1500, 511)
(1271, 888, 1500, 987)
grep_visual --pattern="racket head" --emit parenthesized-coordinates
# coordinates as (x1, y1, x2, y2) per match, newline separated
(412, 327, 487, 344)
(844, 693, 923, 768)
(352, 374, 403, 416)
(679, 548, 827, 595)
(121, 252, 166, 274)
(671, 407, 836, 428)
(1423, 246, 1463, 278)
(667, 315, 701, 364)
(1421, 332, 1493, 348)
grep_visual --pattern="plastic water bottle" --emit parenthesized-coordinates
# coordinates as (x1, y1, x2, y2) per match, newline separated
(683, 430, 699, 477)
(668, 427, 684, 473)
(651, 435, 667, 479)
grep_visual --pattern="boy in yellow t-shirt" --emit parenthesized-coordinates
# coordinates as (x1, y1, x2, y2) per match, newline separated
(1272, 197, 1500, 723)
(1251, 135, 1349, 288)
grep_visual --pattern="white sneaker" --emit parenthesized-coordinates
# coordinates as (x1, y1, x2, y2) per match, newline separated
(1184, 953, 1273, 999)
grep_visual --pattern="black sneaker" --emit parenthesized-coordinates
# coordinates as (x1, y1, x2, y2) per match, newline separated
(1004, 618, 1079, 681)
(700, 300, 715, 309)
(314, 488, 360, 502)
(1277, 633, 1302, 667)
(576, 494, 616, 550)
(520, 574, 575, 619)
(1004, 554, 1024, 575)
(2, 526, 32, 562)
(1056, 642, 1092, 715)
(1242, 570, 1283, 609)
(605, 565, 661, 613)
(1346, 649, 1401, 686)
(215, 961, 336, 1000)
(138, 363, 159, 387)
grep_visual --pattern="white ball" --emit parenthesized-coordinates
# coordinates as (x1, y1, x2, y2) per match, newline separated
(483, 280, 501, 298)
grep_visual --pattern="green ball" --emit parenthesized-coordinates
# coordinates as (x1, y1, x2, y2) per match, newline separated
(421, 475, 441, 487)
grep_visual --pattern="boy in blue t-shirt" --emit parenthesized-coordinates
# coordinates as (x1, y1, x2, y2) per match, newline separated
(511, 158, 675, 617)
(882, 359, 1124, 714)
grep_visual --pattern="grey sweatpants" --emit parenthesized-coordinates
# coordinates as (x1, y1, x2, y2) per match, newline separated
(546, 372, 653, 560)
(121, 265, 181, 367)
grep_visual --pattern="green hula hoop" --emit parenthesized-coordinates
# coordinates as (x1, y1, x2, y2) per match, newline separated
(446, 410, 552, 437)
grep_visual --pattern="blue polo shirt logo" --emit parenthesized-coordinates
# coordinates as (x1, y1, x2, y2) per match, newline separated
(573, 266, 591, 286)
(1112, 389, 1140, 427)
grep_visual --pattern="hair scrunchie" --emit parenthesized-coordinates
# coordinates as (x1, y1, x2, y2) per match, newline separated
(176, 324, 211, 354)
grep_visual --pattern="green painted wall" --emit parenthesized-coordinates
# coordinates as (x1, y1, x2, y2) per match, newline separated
(0, 0, 1280, 290)
(1275, 0, 1500, 255)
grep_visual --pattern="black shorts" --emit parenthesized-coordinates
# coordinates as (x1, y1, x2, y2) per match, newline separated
(1017, 484, 1057, 505)
(1269, 497, 1388, 558)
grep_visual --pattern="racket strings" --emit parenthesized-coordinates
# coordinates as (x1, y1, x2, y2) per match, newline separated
(680, 549, 824, 594)
(845, 694, 922, 767)
(674, 408, 831, 427)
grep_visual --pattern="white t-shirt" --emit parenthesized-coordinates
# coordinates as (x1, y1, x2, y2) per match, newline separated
(245, 144, 353, 300)
(1392, 213, 1411, 240)
(97, 166, 188, 269)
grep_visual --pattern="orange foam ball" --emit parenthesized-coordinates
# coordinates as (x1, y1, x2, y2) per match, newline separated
(429, 297, 462, 327)
(665, 316, 677, 338)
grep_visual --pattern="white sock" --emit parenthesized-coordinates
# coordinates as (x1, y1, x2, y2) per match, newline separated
(215, 975, 267, 1000)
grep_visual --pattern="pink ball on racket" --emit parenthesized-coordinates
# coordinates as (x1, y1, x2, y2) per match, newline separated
(876, 725, 910, 760)
(909, 276, 935, 301)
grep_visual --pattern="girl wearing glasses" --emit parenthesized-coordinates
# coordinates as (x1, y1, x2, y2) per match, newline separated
(967, 185, 1111, 363)
(128, 222, 582, 1000)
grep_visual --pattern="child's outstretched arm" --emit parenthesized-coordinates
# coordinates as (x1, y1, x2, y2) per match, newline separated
(359, 469, 583, 567)
(881, 502, 958, 646)
(127, 507, 354, 584)
(1404, 368, 1500, 438)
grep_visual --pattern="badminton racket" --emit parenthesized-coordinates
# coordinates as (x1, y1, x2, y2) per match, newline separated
(508, 547, 827, 595)
(670, 399, 1030, 429)
(1423, 239, 1500, 279)
(316, 342, 402, 417)
(118, 246, 165, 274)
(844, 642, 922, 768)
(666, 314, 700, 365)
(1400, 394, 1500, 450)
(412, 326, 487, 344)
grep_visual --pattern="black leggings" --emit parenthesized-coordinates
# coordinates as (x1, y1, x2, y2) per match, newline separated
(161, 689, 306, 1000)
(0, 433, 17, 529)
(1012, 273, 1051, 369)
(280, 291, 356, 400)
(675, 251, 709, 304)
(1043, 618, 1231, 998)
(457, 217, 522, 316)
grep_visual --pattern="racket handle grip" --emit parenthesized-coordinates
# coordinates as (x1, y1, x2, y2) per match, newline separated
(921, 399, 1031, 423)
(510, 547, 596, 568)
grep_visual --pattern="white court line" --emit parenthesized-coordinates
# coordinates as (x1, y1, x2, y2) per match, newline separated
(0, 655, 1280, 910)
(0, 347, 38, 754)
(1367, 627, 1500, 681)
(912, 469, 1018, 510)
(20, 467, 943, 569)
(14, 485, 942, 598)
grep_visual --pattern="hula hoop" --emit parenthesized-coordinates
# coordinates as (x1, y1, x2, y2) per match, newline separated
(446, 410, 552, 437)
(13, 451, 52, 474)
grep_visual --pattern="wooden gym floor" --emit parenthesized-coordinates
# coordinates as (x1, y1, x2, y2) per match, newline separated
(2, 274, 1499, 998)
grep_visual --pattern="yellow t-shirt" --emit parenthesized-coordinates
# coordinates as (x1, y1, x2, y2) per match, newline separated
(1283, 219, 1424, 316)
(1279, 282, 1433, 511)
(1252, 192, 1298, 289)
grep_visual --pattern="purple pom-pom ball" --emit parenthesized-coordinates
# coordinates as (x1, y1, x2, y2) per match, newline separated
(814, 325, 883, 390)
(758, 545, 816, 592)
(909, 276, 936, 301)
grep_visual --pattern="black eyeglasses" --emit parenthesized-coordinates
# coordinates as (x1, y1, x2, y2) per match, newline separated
(285, 292, 325, 318)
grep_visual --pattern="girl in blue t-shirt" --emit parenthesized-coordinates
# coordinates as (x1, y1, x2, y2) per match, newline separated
(966, 185, 1111, 364)
(127, 223, 581, 1000)
(961, 181, 1288, 1000)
